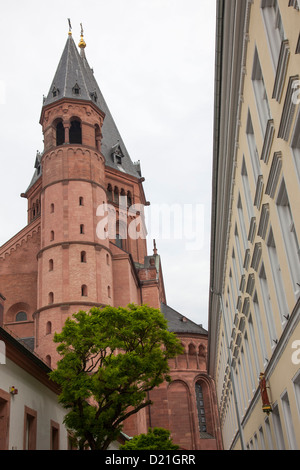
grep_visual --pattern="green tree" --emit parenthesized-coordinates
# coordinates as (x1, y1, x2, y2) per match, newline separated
(49, 304, 183, 450)
(120, 427, 179, 450)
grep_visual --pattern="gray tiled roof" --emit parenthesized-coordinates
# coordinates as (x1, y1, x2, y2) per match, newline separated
(26, 34, 141, 193)
(161, 303, 208, 335)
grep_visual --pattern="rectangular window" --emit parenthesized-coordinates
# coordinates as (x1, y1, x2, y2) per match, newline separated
(290, 107, 300, 183)
(259, 263, 278, 347)
(252, 48, 272, 136)
(24, 406, 37, 450)
(234, 225, 244, 276)
(265, 416, 274, 450)
(244, 330, 256, 392)
(50, 420, 60, 450)
(281, 391, 298, 449)
(0, 391, 10, 450)
(240, 347, 251, 405)
(248, 314, 260, 380)
(272, 403, 286, 450)
(259, 426, 266, 450)
(261, 0, 285, 70)
(246, 111, 261, 183)
(276, 179, 300, 298)
(266, 227, 289, 325)
(253, 291, 268, 366)
(237, 194, 248, 252)
(293, 370, 300, 421)
(241, 157, 254, 223)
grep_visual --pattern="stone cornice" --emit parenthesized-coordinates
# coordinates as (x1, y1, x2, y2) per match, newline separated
(0, 218, 41, 259)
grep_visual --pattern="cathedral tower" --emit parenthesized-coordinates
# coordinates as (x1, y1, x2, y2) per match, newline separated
(35, 30, 110, 362)
(34, 28, 155, 364)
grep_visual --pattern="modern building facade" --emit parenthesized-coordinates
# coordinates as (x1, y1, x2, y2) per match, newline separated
(209, 0, 300, 450)
(0, 28, 221, 449)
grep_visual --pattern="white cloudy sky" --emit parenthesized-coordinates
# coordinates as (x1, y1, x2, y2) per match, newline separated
(0, 0, 216, 328)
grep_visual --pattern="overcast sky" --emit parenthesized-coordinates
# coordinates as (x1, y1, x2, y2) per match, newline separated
(0, 0, 216, 328)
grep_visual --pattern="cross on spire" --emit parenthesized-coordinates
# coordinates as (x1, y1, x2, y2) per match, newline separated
(68, 18, 72, 36)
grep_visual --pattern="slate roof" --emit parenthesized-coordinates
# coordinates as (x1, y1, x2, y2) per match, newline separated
(161, 303, 208, 335)
(26, 34, 141, 193)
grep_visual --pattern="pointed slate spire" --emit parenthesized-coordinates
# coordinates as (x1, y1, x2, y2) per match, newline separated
(43, 32, 99, 109)
(41, 27, 141, 179)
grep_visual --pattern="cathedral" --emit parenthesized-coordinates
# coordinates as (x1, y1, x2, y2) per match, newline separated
(0, 27, 221, 450)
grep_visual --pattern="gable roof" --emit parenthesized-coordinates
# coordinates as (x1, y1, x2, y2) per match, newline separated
(161, 303, 208, 335)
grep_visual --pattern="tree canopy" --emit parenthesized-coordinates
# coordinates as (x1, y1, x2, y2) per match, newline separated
(49, 304, 183, 450)
(120, 427, 179, 450)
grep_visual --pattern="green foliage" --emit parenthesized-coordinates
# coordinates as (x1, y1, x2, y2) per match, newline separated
(49, 304, 183, 450)
(120, 427, 179, 450)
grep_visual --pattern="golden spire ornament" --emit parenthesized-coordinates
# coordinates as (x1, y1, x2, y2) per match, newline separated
(78, 23, 86, 49)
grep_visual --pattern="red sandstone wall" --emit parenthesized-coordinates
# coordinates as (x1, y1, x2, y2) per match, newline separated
(0, 223, 40, 339)
(146, 334, 222, 450)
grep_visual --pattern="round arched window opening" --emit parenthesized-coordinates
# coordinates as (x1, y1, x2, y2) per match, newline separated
(69, 119, 82, 144)
(46, 321, 52, 335)
(56, 120, 65, 146)
(48, 292, 54, 305)
(81, 285, 88, 297)
(16, 311, 27, 322)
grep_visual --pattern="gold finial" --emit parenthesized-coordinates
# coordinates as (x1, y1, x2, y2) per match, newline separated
(68, 18, 72, 36)
(78, 23, 86, 48)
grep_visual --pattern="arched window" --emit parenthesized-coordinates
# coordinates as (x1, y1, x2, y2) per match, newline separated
(49, 259, 54, 271)
(107, 184, 113, 202)
(81, 251, 87, 263)
(95, 124, 101, 151)
(50, 203, 55, 213)
(106, 253, 110, 265)
(80, 224, 85, 234)
(119, 188, 126, 209)
(195, 383, 208, 434)
(56, 120, 65, 146)
(199, 344, 206, 358)
(69, 119, 82, 144)
(107, 286, 111, 298)
(81, 285, 88, 297)
(113, 186, 119, 204)
(46, 321, 52, 335)
(115, 222, 127, 250)
(36, 199, 40, 216)
(189, 344, 197, 355)
(48, 292, 54, 304)
(16, 311, 27, 322)
(127, 191, 132, 207)
(79, 196, 84, 206)
(115, 233, 123, 249)
(46, 355, 51, 367)
(50, 231, 55, 241)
